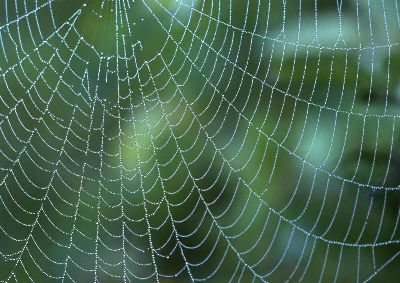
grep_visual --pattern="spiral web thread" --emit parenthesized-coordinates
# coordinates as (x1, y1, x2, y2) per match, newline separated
(0, 0, 399, 282)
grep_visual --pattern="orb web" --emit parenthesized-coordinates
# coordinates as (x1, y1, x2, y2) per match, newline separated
(0, 0, 399, 282)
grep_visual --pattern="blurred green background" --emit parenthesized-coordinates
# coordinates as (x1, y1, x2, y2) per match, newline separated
(0, 0, 399, 282)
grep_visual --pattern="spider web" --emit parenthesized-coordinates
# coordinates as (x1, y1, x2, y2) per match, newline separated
(0, 0, 399, 282)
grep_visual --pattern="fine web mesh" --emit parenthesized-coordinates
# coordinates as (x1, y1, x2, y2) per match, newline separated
(0, 0, 399, 282)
